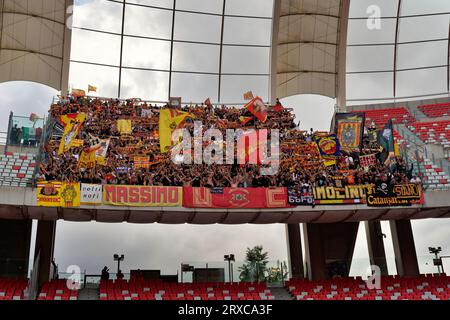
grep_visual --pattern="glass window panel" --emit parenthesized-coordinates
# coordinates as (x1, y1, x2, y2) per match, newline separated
(397, 41, 448, 70)
(225, 0, 274, 18)
(349, 0, 399, 18)
(398, 15, 450, 43)
(122, 37, 171, 70)
(222, 46, 270, 74)
(171, 73, 219, 103)
(126, 0, 174, 9)
(396, 67, 447, 98)
(346, 45, 394, 72)
(347, 19, 397, 45)
(223, 17, 272, 46)
(172, 43, 220, 73)
(69, 62, 119, 98)
(221, 75, 269, 103)
(124, 5, 173, 39)
(73, 0, 124, 33)
(176, 0, 223, 14)
(174, 11, 222, 43)
(401, 0, 450, 16)
(346, 73, 394, 100)
(120, 69, 169, 101)
(71, 29, 121, 66)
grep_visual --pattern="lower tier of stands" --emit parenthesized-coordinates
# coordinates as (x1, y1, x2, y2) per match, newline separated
(286, 274, 450, 300)
(37, 279, 79, 300)
(0, 278, 28, 300)
(99, 280, 274, 300)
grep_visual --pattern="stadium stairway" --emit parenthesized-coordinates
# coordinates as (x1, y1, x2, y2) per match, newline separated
(78, 285, 99, 300)
(269, 286, 294, 300)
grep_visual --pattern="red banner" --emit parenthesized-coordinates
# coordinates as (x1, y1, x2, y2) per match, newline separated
(183, 187, 291, 209)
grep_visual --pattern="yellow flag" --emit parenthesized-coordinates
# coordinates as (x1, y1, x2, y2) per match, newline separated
(58, 113, 86, 155)
(117, 119, 132, 135)
(159, 109, 194, 153)
(78, 150, 96, 169)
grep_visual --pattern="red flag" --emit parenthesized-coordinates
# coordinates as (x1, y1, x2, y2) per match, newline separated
(244, 97, 268, 123)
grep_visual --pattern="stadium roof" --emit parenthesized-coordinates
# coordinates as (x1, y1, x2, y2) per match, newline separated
(0, 0, 449, 106)
(0, 0, 72, 91)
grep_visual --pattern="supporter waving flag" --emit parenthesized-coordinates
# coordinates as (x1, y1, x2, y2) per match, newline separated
(58, 113, 86, 154)
(244, 96, 268, 123)
(159, 109, 195, 153)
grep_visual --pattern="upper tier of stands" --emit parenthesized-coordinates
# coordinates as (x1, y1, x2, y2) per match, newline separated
(99, 279, 274, 300)
(409, 121, 450, 148)
(353, 107, 416, 128)
(419, 103, 450, 118)
(0, 152, 36, 187)
(38, 97, 414, 189)
(286, 274, 450, 300)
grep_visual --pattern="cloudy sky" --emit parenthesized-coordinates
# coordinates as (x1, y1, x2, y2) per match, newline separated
(0, 0, 449, 278)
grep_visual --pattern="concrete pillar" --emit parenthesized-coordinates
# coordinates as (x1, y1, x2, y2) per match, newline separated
(285, 224, 304, 279)
(365, 221, 389, 276)
(303, 222, 359, 281)
(303, 223, 327, 281)
(0, 219, 32, 277)
(34, 220, 57, 286)
(390, 220, 420, 277)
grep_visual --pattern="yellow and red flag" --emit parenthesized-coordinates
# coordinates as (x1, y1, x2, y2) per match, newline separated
(244, 96, 268, 123)
(71, 89, 86, 98)
(159, 109, 194, 153)
(88, 85, 97, 93)
(58, 113, 87, 154)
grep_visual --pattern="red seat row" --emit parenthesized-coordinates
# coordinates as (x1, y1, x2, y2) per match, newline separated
(0, 278, 28, 300)
(99, 280, 274, 301)
(37, 279, 79, 300)
(419, 103, 450, 118)
(286, 274, 450, 300)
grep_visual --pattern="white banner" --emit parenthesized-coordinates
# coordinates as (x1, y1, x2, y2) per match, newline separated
(80, 184, 103, 205)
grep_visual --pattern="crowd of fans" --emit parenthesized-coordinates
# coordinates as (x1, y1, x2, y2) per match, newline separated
(37, 96, 417, 189)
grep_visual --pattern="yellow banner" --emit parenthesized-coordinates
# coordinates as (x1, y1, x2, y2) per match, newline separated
(117, 119, 132, 135)
(103, 185, 182, 207)
(37, 182, 81, 207)
(159, 109, 194, 153)
(79, 149, 96, 168)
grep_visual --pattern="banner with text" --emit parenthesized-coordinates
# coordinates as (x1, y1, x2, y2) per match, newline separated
(81, 184, 103, 205)
(183, 187, 291, 209)
(366, 183, 424, 207)
(288, 185, 315, 206)
(103, 185, 182, 207)
(312, 185, 369, 205)
(37, 181, 80, 207)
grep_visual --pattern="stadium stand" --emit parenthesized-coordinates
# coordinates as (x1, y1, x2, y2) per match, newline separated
(99, 280, 274, 300)
(0, 278, 28, 300)
(286, 274, 450, 300)
(417, 158, 450, 189)
(37, 279, 79, 300)
(408, 121, 450, 148)
(353, 107, 416, 127)
(0, 152, 36, 187)
(38, 97, 414, 189)
(418, 103, 450, 118)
